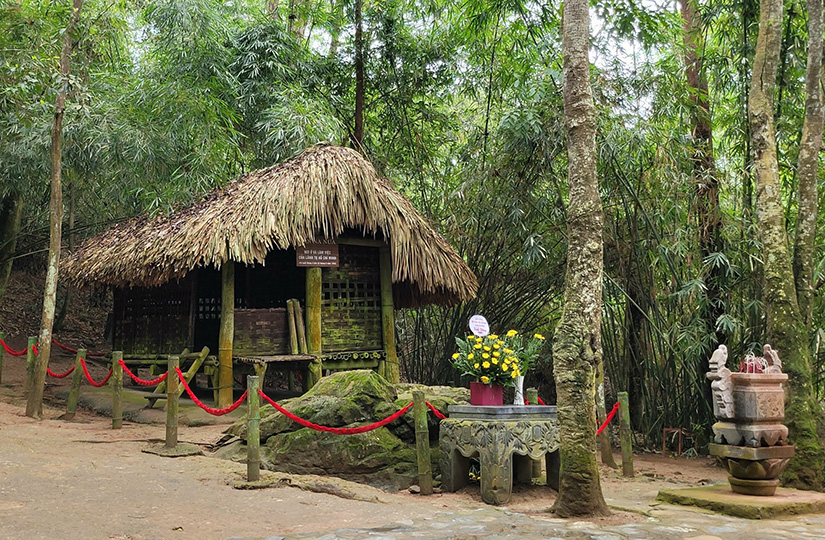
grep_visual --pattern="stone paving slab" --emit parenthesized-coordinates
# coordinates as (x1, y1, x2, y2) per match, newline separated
(658, 484, 825, 519)
(245, 503, 825, 540)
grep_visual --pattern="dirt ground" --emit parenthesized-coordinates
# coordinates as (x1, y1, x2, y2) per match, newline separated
(0, 346, 736, 540)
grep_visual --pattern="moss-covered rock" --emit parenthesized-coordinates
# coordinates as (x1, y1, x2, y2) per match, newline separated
(220, 369, 458, 490)
(261, 426, 418, 490)
(227, 370, 397, 440)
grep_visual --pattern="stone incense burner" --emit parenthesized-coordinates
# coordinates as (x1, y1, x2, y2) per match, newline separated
(706, 344, 794, 496)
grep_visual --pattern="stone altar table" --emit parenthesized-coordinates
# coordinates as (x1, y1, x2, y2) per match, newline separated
(440, 404, 560, 505)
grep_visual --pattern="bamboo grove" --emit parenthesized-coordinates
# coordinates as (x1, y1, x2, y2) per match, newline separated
(2, 0, 825, 480)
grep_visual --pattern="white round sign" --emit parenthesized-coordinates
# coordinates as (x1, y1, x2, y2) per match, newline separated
(469, 315, 490, 337)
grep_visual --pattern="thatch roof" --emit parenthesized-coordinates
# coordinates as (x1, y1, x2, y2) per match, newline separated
(62, 144, 477, 307)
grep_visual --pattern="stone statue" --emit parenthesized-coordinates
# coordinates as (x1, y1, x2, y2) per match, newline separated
(763, 344, 783, 374)
(707, 345, 734, 419)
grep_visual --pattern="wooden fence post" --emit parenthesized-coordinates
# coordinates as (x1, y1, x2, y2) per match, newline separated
(412, 390, 433, 495)
(247, 375, 261, 482)
(24, 336, 37, 398)
(166, 355, 179, 448)
(0, 331, 4, 385)
(64, 348, 85, 420)
(618, 391, 634, 477)
(111, 351, 123, 429)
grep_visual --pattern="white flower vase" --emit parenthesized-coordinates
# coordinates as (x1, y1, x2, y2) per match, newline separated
(513, 375, 525, 405)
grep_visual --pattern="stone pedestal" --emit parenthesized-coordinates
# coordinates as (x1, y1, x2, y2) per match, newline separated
(439, 405, 559, 505)
(709, 443, 794, 496)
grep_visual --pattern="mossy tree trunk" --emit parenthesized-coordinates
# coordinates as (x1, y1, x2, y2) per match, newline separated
(55, 180, 76, 333)
(26, 0, 84, 419)
(748, 0, 825, 490)
(792, 0, 824, 330)
(681, 0, 725, 350)
(552, 0, 609, 517)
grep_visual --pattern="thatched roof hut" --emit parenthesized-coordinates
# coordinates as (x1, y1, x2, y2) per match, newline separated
(63, 145, 476, 401)
(63, 144, 477, 307)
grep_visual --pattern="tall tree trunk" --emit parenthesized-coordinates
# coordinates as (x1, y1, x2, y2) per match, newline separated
(681, 0, 725, 351)
(54, 180, 76, 333)
(748, 0, 825, 490)
(792, 0, 824, 330)
(552, 0, 609, 517)
(0, 192, 24, 311)
(350, 0, 364, 149)
(26, 0, 83, 419)
(625, 242, 651, 432)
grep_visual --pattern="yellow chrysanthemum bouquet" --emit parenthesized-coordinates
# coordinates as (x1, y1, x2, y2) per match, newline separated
(452, 330, 546, 386)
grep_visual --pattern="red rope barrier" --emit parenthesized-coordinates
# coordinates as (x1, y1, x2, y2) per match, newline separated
(0, 339, 27, 356)
(597, 402, 620, 435)
(426, 401, 446, 420)
(176, 367, 246, 416)
(259, 390, 412, 435)
(119, 360, 168, 386)
(80, 358, 112, 387)
(47, 365, 75, 378)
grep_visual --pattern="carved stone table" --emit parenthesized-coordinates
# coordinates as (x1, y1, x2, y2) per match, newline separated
(440, 405, 560, 505)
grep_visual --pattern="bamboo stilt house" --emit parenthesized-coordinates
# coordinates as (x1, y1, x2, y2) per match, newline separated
(63, 144, 477, 404)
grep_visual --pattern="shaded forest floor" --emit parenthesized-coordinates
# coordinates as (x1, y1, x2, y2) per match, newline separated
(0, 266, 111, 354)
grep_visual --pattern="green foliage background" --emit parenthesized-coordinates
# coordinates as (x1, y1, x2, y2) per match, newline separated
(2, 0, 824, 449)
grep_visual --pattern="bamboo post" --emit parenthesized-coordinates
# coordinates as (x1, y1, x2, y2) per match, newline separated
(218, 261, 235, 408)
(64, 348, 85, 420)
(412, 390, 433, 495)
(525, 388, 542, 478)
(0, 331, 4, 384)
(166, 355, 179, 448)
(287, 299, 299, 354)
(111, 351, 123, 429)
(24, 336, 37, 397)
(618, 391, 634, 477)
(305, 267, 323, 387)
(378, 247, 399, 383)
(295, 302, 308, 354)
(247, 375, 261, 482)
(286, 299, 299, 392)
(294, 301, 308, 393)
